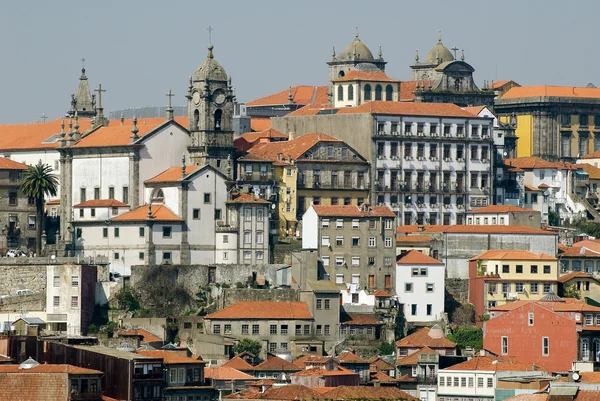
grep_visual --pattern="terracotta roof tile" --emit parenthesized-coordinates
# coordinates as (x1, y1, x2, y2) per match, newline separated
(492, 80, 512, 89)
(253, 354, 301, 372)
(242, 132, 343, 162)
(291, 366, 357, 377)
(558, 271, 597, 283)
(0, 157, 29, 170)
(469, 250, 556, 261)
(371, 370, 397, 382)
(250, 118, 272, 132)
(560, 245, 600, 257)
(502, 85, 600, 100)
(137, 350, 206, 364)
(578, 163, 600, 179)
(396, 224, 556, 235)
(221, 356, 255, 371)
(499, 395, 548, 401)
(286, 100, 481, 118)
(372, 290, 391, 297)
(469, 205, 538, 214)
(396, 327, 456, 349)
(490, 298, 600, 313)
(340, 312, 383, 326)
(525, 184, 544, 192)
(145, 165, 202, 183)
(396, 346, 438, 366)
(0, 373, 69, 401)
(312, 204, 395, 218)
(205, 301, 313, 320)
(227, 193, 270, 204)
(332, 70, 400, 83)
(0, 364, 102, 374)
(259, 384, 320, 400)
(292, 354, 332, 369)
(504, 157, 579, 170)
(237, 129, 288, 143)
(336, 350, 369, 364)
(443, 356, 542, 372)
(462, 105, 486, 116)
(396, 235, 433, 243)
(368, 356, 395, 371)
(556, 372, 600, 383)
(398, 81, 434, 101)
(397, 250, 443, 265)
(110, 204, 183, 222)
(205, 366, 256, 380)
(247, 86, 329, 107)
(116, 328, 162, 342)
(73, 199, 128, 208)
(321, 385, 417, 400)
(0, 118, 93, 151)
(46, 199, 60, 205)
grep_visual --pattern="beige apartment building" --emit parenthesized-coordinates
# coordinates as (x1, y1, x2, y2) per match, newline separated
(302, 204, 396, 291)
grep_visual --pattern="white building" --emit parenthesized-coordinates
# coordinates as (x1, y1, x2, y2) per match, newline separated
(396, 250, 444, 323)
(340, 283, 375, 307)
(465, 205, 541, 229)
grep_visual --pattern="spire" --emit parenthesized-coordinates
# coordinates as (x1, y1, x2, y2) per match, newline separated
(188, 76, 193, 96)
(60, 118, 66, 138)
(353, 43, 357, 59)
(120, 113, 125, 126)
(72, 112, 81, 141)
(181, 154, 187, 179)
(166, 89, 175, 121)
(93, 84, 108, 126)
(288, 87, 293, 104)
(207, 44, 214, 59)
(332, 46, 336, 58)
(69, 59, 95, 118)
(461, 49, 465, 61)
(378, 45, 382, 59)
(438, 30, 442, 43)
(130, 116, 140, 143)
(415, 49, 419, 63)
(355, 26, 359, 39)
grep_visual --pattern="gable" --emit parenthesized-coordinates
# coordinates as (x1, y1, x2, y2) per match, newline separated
(297, 140, 368, 163)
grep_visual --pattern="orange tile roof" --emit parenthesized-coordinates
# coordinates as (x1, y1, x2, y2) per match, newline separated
(372, 290, 391, 297)
(367, 356, 395, 371)
(559, 245, 600, 257)
(110, 204, 183, 222)
(556, 372, 600, 383)
(469, 250, 556, 261)
(115, 328, 162, 343)
(205, 366, 256, 380)
(492, 80, 514, 89)
(247, 86, 329, 107)
(524, 184, 543, 192)
(145, 165, 202, 183)
(0, 157, 29, 170)
(580, 150, 600, 160)
(250, 118, 272, 132)
(0, 373, 69, 401)
(320, 385, 417, 400)
(371, 370, 397, 383)
(332, 70, 400, 83)
(227, 193, 270, 204)
(286, 100, 481, 118)
(443, 356, 542, 372)
(259, 384, 321, 400)
(205, 301, 313, 320)
(243, 132, 343, 162)
(396, 224, 556, 236)
(73, 199, 128, 208)
(396, 346, 438, 366)
(490, 297, 600, 313)
(292, 366, 358, 377)
(502, 85, 600, 100)
(397, 250, 443, 265)
(396, 235, 433, 243)
(234, 129, 288, 152)
(292, 354, 332, 369)
(0, 118, 93, 151)
(0, 364, 102, 374)
(462, 105, 486, 116)
(504, 157, 579, 170)
(578, 163, 600, 180)
(340, 313, 383, 326)
(336, 350, 369, 364)
(73, 116, 187, 148)
(558, 271, 597, 283)
(469, 205, 538, 214)
(221, 356, 255, 371)
(137, 350, 206, 364)
(46, 199, 60, 205)
(254, 354, 302, 372)
(396, 327, 456, 349)
(398, 81, 435, 101)
(312, 204, 395, 218)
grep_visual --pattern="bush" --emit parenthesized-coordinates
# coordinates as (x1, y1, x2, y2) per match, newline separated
(235, 282, 245, 289)
(233, 338, 262, 356)
(450, 304, 476, 326)
(378, 341, 395, 356)
(448, 327, 483, 351)
(115, 287, 141, 312)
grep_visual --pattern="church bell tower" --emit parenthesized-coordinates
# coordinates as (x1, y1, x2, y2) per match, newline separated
(187, 44, 235, 179)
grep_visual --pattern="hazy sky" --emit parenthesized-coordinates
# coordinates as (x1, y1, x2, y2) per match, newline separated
(1, 0, 598, 124)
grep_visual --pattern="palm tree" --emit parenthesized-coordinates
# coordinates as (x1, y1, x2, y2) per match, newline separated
(20, 162, 58, 255)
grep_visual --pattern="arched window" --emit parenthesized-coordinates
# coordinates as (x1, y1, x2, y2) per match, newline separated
(364, 84, 372, 101)
(338, 70, 345, 78)
(582, 338, 590, 361)
(337, 85, 344, 101)
(375, 85, 382, 101)
(214, 109, 222, 130)
(151, 188, 165, 203)
(193, 109, 199, 128)
(348, 85, 354, 101)
(385, 85, 393, 101)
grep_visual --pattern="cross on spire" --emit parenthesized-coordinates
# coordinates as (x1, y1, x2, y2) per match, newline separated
(207, 26, 214, 45)
(166, 90, 175, 108)
(451, 46, 459, 59)
(166, 90, 175, 121)
(94, 84, 106, 109)
(81, 58, 85, 70)
(40, 114, 48, 123)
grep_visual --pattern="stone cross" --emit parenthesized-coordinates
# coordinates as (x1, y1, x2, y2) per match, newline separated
(451, 46, 459, 59)
(81, 57, 85, 70)
(207, 26, 213, 45)
(40, 114, 48, 123)
(166, 90, 174, 108)
(94, 84, 106, 109)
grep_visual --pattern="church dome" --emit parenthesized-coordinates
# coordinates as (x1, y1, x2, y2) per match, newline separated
(338, 30, 375, 61)
(19, 357, 40, 370)
(423, 33, 454, 65)
(194, 44, 228, 82)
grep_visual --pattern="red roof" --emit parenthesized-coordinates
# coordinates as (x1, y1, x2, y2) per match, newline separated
(205, 366, 256, 380)
(110, 204, 183, 222)
(443, 356, 542, 372)
(0, 118, 92, 151)
(145, 165, 202, 183)
(237, 129, 288, 143)
(396, 327, 456, 349)
(558, 272, 597, 283)
(259, 384, 321, 400)
(205, 301, 313, 320)
(490, 297, 600, 313)
(292, 354, 332, 369)
(0, 157, 28, 170)
(137, 350, 206, 364)
(221, 356, 255, 371)
(73, 199, 128, 208)
(372, 290, 391, 297)
(332, 70, 400, 83)
(116, 328, 162, 343)
(396, 346, 438, 366)
(0, 364, 101, 374)
(462, 105, 486, 116)
(336, 350, 369, 364)
(247, 86, 329, 107)
(502, 85, 600, 100)
(250, 118, 272, 132)
(560, 245, 600, 257)
(396, 225, 556, 236)
(578, 163, 600, 180)
(242, 132, 343, 162)
(227, 193, 270, 204)
(397, 250, 443, 265)
(371, 370, 397, 383)
(504, 157, 579, 170)
(312, 204, 395, 218)
(469, 205, 538, 214)
(320, 385, 417, 400)
(291, 366, 357, 377)
(340, 313, 383, 326)
(396, 235, 433, 243)
(469, 250, 556, 261)
(253, 354, 302, 372)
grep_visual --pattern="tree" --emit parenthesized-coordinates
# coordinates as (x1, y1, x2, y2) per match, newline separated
(233, 338, 262, 356)
(548, 210, 560, 227)
(450, 304, 476, 326)
(20, 162, 58, 255)
(378, 341, 395, 356)
(115, 286, 141, 311)
(394, 308, 406, 340)
(448, 327, 483, 351)
(563, 283, 582, 300)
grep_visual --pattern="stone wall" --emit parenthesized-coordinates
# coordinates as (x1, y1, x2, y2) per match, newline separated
(446, 278, 469, 304)
(0, 265, 47, 297)
(220, 288, 298, 309)
(272, 240, 302, 265)
(0, 292, 45, 312)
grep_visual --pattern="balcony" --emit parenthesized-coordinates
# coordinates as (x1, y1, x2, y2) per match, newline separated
(242, 172, 275, 182)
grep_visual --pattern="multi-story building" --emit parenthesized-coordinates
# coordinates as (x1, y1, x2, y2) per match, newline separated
(468, 250, 558, 317)
(203, 301, 326, 358)
(274, 102, 494, 224)
(396, 250, 445, 323)
(237, 132, 370, 238)
(484, 296, 600, 372)
(558, 272, 600, 302)
(466, 205, 541, 228)
(302, 204, 396, 291)
(395, 326, 457, 359)
(558, 241, 600, 277)
(494, 85, 600, 161)
(0, 158, 37, 253)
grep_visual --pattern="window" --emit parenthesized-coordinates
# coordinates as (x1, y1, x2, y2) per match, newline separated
(252, 324, 259, 335)
(405, 283, 413, 292)
(336, 219, 343, 228)
(241, 324, 249, 335)
(103, 228, 108, 238)
(213, 324, 221, 334)
(162, 226, 172, 238)
(502, 265, 510, 273)
(337, 85, 344, 101)
(53, 296, 60, 307)
(487, 377, 493, 388)
(351, 274, 360, 284)
(461, 377, 466, 387)
(384, 237, 392, 248)
(257, 208, 264, 221)
(139, 252, 145, 260)
(375, 84, 382, 100)
(71, 275, 79, 287)
(516, 265, 523, 273)
(80, 188, 86, 203)
(256, 231, 264, 244)
(222, 251, 228, 260)
(316, 299, 322, 310)
(427, 304, 432, 316)
(501, 336, 508, 355)
(411, 304, 417, 315)
(368, 237, 376, 247)
(364, 84, 372, 101)
(351, 256, 360, 266)
(280, 324, 288, 335)
(335, 274, 344, 284)
(468, 377, 474, 387)
(79, 209, 84, 218)
(426, 283, 434, 292)
(203, 193, 211, 204)
(543, 265, 551, 274)
(335, 236, 343, 246)
(351, 237, 359, 247)
(528, 312, 534, 326)
(542, 337, 549, 356)
(90, 208, 96, 217)
(384, 256, 392, 266)
(70, 296, 78, 308)
(270, 324, 277, 335)
(531, 265, 538, 274)
(192, 209, 200, 219)
(336, 256, 344, 266)
(322, 256, 330, 266)
(477, 377, 484, 388)
(93, 187, 100, 200)
(368, 257, 375, 265)
(368, 275, 375, 288)
(411, 366, 417, 377)
(324, 299, 330, 310)
(122, 186, 129, 203)
(530, 283, 539, 293)
(439, 377, 445, 387)
(244, 251, 251, 260)
(321, 236, 330, 246)
(244, 208, 252, 222)
(543, 283, 552, 293)
(515, 282, 524, 293)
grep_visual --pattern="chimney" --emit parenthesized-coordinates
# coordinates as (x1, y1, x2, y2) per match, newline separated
(277, 153, 283, 160)
(288, 131, 295, 140)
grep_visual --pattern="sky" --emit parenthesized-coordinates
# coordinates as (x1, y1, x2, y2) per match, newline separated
(0, 0, 598, 124)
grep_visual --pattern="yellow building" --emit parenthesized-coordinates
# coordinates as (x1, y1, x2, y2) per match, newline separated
(495, 85, 600, 160)
(469, 250, 558, 313)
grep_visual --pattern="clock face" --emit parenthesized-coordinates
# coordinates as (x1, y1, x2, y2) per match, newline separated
(214, 91, 226, 105)
(192, 91, 201, 105)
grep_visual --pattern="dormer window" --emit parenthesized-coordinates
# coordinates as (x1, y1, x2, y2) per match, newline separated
(151, 188, 165, 203)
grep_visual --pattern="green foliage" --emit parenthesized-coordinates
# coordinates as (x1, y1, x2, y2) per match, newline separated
(235, 282, 245, 289)
(448, 327, 483, 351)
(115, 287, 141, 312)
(394, 309, 407, 340)
(221, 283, 230, 289)
(578, 221, 600, 239)
(476, 260, 484, 276)
(548, 210, 560, 227)
(564, 283, 582, 300)
(233, 338, 262, 356)
(20, 162, 58, 255)
(378, 341, 395, 356)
